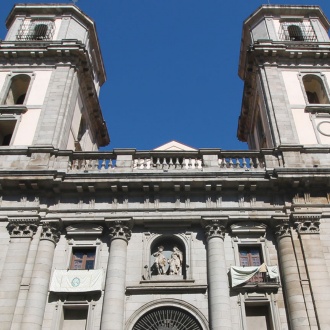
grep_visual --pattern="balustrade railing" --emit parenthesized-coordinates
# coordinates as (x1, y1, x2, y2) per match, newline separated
(68, 152, 116, 172)
(133, 156, 202, 170)
(0, 148, 277, 172)
(68, 152, 266, 172)
(218, 152, 265, 170)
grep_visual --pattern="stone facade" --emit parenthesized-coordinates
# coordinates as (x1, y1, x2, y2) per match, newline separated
(0, 3, 330, 330)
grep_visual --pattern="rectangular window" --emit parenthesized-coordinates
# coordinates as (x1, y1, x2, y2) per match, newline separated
(245, 305, 273, 330)
(62, 306, 88, 330)
(70, 247, 96, 270)
(239, 246, 262, 267)
(239, 245, 263, 282)
(256, 115, 266, 148)
(0, 120, 16, 146)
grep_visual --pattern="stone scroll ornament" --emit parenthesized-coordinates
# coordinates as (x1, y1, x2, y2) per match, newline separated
(108, 221, 132, 242)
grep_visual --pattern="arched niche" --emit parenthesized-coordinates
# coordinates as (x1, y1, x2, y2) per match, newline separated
(4, 74, 31, 105)
(303, 74, 330, 104)
(150, 235, 186, 279)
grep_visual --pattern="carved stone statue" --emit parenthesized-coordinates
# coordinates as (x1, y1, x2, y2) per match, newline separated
(168, 246, 183, 275)
(153, 246, 167, 275)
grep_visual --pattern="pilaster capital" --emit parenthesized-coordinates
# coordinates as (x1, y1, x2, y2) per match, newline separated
(107, 219, 132, 242)
(40, 221, 61, 244)
(294, 215, 320, 235)
(202, 218, 227, 240)
(7, 217, 39, 238)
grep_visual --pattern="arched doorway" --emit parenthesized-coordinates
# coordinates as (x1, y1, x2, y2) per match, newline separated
(132, 306, 203, 330)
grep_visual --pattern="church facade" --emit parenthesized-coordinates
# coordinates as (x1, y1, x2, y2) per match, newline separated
(0, 3, 330, 330)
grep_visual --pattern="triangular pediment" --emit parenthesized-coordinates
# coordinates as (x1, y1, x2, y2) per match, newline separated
(153, 140, 197, 151)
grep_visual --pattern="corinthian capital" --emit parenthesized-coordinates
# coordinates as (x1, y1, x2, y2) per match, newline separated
(40, 222, 61, 244)
(274, 222, 291, 239)
(7, 218, 39, 238)
(203, 219, 226, 240)
(108, 220, 132, 242)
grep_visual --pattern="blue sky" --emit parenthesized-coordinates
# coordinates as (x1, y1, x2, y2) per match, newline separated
(1, 1, 330, 151)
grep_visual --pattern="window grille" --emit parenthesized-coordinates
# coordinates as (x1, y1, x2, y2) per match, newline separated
(16, 20, 55, 41)
(279, 22, 317, 42)
(133, 307, 202, 330)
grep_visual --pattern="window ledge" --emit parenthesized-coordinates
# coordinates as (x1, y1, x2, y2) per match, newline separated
(230, 281, 280, 293)
(305, 104, 330, 113)
(0, 105, 27, 115)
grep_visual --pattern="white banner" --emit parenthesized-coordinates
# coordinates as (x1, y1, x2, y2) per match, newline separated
(50, 269, 104, 292)
(230, 264, 279, 287)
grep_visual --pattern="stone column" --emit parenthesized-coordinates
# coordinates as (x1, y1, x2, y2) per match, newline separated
(101, 221, 132, 330)
(204, 219, 232, 330)
(0, 219, 38, 330)
(274, 222, 310, 330)
(21, 221, 60, 330)
(295, 216, 330, 329)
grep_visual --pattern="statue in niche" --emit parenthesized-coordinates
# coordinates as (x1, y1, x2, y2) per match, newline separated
(168, 246, 183, 275)
(153, 245, 167, 275)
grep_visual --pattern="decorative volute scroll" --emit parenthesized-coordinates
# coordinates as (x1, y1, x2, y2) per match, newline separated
(108, 220, 132, 242)
(40, 222, 61, 244)
(202, 218, 227, 240)
(7, 218, 39, 238)
(294, 215, 321, 235)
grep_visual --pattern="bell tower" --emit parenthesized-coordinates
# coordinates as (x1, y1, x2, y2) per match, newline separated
(0, 4, 109, 150)
(238, 5, 330, 150)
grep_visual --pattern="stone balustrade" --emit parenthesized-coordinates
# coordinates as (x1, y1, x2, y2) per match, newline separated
(68, 152, 116, 171)
(218, 152, 265, 170)
(133, 154, 203, 170)
(4, 146, 329, 173)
